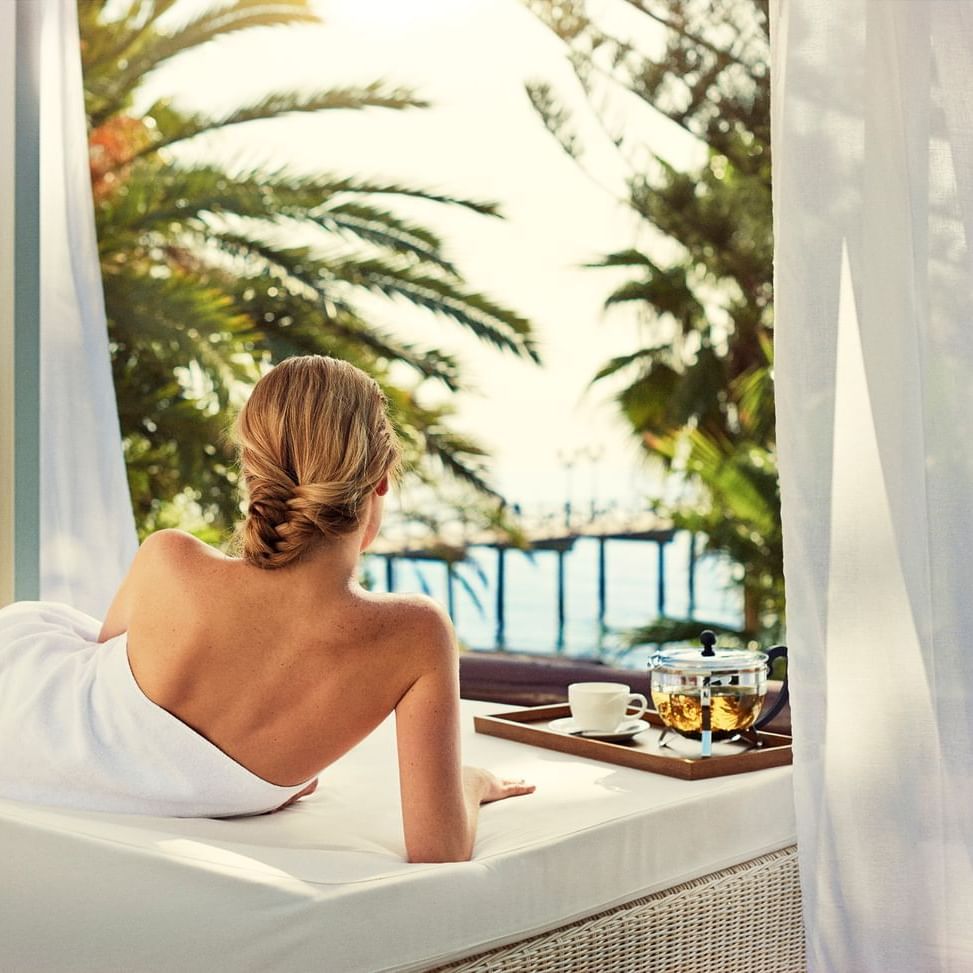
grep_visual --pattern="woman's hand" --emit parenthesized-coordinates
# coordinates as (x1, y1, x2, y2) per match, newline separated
(272, 776, 319, 813)
(463, 766, 535, 805)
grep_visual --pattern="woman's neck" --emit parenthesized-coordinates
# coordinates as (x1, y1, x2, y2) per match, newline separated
(265, 530, 365, 599)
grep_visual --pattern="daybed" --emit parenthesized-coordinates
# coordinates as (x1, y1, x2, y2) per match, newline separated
(0, 700, 803, 972)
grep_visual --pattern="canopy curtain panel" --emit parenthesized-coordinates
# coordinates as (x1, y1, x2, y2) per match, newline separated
(772, 0, 973, 968)
(37, 0, 137, 615)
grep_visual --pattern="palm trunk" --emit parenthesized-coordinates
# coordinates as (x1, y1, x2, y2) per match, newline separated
(743, 585, 761, 638)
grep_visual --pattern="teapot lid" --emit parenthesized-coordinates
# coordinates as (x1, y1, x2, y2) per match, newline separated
(650, 630, 767, 673)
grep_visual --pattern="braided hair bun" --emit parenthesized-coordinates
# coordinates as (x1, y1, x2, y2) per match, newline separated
(234, 356, 401, 569)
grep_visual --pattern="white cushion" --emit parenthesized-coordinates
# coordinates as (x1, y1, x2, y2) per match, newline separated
(0, 699, 795, 972)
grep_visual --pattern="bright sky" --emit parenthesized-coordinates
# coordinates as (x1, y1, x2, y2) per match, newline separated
(141, 0, 704, 512)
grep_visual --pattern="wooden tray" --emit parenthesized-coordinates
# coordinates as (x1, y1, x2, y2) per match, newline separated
(474, 703, 792, 781)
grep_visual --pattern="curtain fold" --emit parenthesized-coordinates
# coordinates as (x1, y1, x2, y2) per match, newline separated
(40, 0, 137, 617)
(773, 1, 973, 969)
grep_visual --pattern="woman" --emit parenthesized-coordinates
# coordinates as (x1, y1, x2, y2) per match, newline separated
(0, 356, 533, 861)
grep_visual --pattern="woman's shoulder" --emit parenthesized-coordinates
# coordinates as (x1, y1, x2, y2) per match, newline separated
(100, 531, 228, 641)
(363, 590, 451, 626)
(358, 591, 456, 657)
(127, 530, 231, 607)
(134, 529, 227, 578)
(138, 528, 222, 560)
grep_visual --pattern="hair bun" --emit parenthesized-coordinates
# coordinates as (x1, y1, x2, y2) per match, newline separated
(288, 481, 362, 535)
(233, 356, 401, 569)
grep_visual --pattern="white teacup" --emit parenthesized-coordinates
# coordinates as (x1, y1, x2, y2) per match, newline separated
(568, 682, 649, 733)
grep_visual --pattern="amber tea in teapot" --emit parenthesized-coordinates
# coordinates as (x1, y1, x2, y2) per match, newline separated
(651, 687, 764, 740)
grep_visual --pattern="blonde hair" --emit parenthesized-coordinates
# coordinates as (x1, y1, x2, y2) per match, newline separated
(233, 356, 401, 569)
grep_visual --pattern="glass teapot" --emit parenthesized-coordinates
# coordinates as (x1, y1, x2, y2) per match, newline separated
(649, 630, 789, 756)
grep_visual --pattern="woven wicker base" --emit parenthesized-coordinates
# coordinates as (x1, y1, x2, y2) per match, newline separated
(431, 845, 804, 973)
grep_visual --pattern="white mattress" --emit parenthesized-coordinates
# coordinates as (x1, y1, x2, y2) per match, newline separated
(0, 700, 796, 972)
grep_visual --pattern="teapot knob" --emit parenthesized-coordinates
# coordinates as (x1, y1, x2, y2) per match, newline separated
(700, 630, 717, 657)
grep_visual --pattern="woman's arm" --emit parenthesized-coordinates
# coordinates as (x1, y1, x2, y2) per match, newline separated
(394, 601, 533, 863)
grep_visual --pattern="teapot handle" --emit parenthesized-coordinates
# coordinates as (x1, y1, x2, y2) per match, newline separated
(754, 644, 789, 731)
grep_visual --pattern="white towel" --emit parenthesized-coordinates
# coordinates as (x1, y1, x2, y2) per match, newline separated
(0, 601, 314, 817)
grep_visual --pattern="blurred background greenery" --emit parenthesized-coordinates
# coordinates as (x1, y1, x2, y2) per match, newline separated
(525, 0, 779, 640)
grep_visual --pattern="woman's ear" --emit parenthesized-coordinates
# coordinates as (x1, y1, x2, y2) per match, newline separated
(376, 476, 389, 497)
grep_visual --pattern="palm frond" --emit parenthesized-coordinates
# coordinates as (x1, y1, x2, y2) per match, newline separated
(590, 344, 676, 383)
(81, 0, 181, 77)
(129, 84, 428, 164)
(225, 274, 465, 389)
(96, 163, 505, 241)
(328, 256, 540, 362)
(422, 427, 499, 499)
(311, 201, 455, 273)
(90, 0, 321, 125)
(106, 269, 259, 414)
(321, 177, 503, 217)
(682, 430, 778, 536)
(604, 267, 706, 331)
(524, 80, 582, 160)
(585, 248, 657, 270)
(105, 265, 255, 342)
(615, 361, 681, 443)
(96, 163, 277, 242)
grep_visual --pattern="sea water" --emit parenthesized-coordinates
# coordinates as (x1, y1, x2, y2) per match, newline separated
(362, 533, 743, 670)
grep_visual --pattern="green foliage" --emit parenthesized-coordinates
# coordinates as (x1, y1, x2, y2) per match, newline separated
(527, 0, 780, 639)
(624, 617, 752, 650)
(79, 0, 537, 540)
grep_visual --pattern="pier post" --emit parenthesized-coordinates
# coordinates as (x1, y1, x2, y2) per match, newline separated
(597, 537, 607, 628)
(687, 532, 697, 618)
(495, 547, 506, 648)
(446, 561, 456, 620)
(656, 541, 666, 617)
(556, 548, 566, 650)
(385, 556, 395, 593)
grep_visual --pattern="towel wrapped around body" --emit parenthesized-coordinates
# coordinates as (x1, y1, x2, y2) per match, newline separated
(0, 601, 314, 817)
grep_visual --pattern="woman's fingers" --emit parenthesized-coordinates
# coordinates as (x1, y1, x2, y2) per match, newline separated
(271, 776, 320, 812)
(480, 776, 536, 804)
(464, 765, 536, 804)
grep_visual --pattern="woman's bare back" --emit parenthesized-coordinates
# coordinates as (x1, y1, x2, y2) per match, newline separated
(118, 530, 444, 788)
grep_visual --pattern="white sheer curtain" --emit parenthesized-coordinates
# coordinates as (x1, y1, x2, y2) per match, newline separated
(773, 1, 973, 969)
(40, 0, 137, 617)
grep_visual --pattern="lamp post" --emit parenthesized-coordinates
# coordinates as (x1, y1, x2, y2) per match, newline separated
(556, 448, 581, 532)
(584, 444, 604, 522)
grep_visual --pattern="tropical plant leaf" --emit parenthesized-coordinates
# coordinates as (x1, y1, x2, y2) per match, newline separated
(311, 201, 455, 273)
(624, 616, 748, 647)
(590, 344, 675, 382)
(89, 1, 322, 125)
(326, 256, 539, 361)
(129, 84, 428, 164)
(524, 80, 582, 160)
(585, 248, 657, 270)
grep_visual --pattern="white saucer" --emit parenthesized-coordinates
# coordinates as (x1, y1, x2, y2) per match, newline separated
(548, 717, 651, 742)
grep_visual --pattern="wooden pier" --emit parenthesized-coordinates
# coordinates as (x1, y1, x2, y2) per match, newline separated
(367, 520, 700, 650)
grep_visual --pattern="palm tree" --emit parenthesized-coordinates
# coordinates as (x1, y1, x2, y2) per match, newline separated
(526, 0, 780, 639)
(79, 0, 538, 537)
